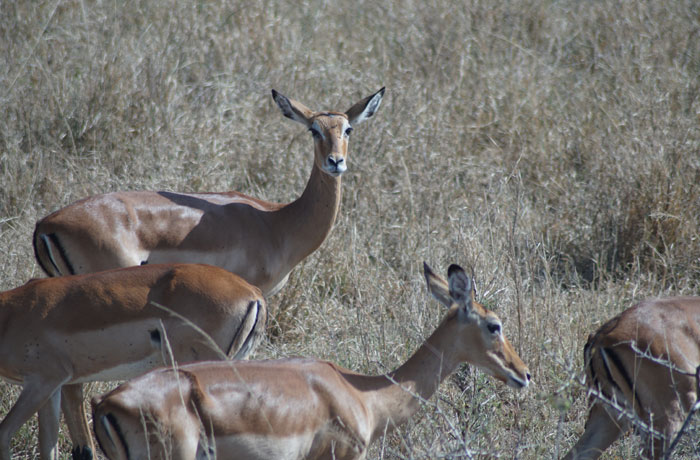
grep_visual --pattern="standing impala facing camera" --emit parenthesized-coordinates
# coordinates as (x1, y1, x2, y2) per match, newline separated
(33, 87, 385, 297)
(92, 263, 530, 460)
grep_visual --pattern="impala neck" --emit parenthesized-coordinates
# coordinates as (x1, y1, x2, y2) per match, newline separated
(365, 315, 461, 440)
(276, 162, 342, 266)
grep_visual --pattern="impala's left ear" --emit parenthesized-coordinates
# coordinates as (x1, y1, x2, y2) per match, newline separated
(424, 262, 452, 308)
(345, 87, 385, 125)
(448, 264, 474, 313)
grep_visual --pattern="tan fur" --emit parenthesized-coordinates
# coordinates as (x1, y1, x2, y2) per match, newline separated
(0, 263, 266, 460)
(33, 88, 385, 298)
(92, 263, 530, 460)
(563, 297, 700, 460)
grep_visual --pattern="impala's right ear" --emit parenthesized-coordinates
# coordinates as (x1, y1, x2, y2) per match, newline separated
(424, 262, 453, 308)
(271, 89, 314, 127)
(448, 264, 473, 312)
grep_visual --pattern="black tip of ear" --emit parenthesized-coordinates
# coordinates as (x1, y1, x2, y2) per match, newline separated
(447, 264, 464, 278)
(271, 89, 279, 99)
(378, 87, 386, 95)
(423, 261, 434, 278)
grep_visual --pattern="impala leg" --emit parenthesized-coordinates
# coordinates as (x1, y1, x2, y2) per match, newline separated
(563, 402, 629, 460)
(37, 388, 62, 460)
(635, 371, 697, 460)
(0, 378, 66, 460)
(61, 384, 95, 460)
(639, 404, 689, 460)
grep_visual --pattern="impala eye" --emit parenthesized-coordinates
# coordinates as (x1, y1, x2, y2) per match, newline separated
(345, 126, 353, 136)
(309, 127, 321, 139)
(487, 323, 501, 335)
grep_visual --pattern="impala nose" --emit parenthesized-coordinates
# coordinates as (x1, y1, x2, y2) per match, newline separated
(508, 375, 529, 389)
(327, 156, 346, 175)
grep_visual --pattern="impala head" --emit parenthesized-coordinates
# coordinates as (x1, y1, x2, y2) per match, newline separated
(271, 87, 385, 177)
(424, 262, 531, 389)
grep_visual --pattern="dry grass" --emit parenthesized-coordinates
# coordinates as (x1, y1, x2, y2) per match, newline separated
(1, 0, 699, 458)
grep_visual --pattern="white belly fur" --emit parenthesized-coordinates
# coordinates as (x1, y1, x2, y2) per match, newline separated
(75, 353, 165, 383)
(201, 433, 314, 460)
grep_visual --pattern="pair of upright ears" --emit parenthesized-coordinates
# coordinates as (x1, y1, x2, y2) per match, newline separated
(271, 87, 385, 128)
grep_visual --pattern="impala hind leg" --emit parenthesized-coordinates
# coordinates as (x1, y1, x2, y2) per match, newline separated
(634, 371, 698, 460)
(563, 402, 629, 460)
(0, 376, 68, 460)
(61, 384, 95, 460)
(638, 406, 691, 460)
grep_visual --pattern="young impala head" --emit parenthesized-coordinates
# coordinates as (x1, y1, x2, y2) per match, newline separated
(272, 87, 384, 177)
(424, 262, 531, 389)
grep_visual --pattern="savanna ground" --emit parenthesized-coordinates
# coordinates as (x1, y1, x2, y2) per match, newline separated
(1, 0, 700, 458)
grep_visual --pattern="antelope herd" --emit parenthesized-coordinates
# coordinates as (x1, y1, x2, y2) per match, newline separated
(0, 89, 697, 460)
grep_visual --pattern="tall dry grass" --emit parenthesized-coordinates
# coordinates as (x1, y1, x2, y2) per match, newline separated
(1, 0, 699, 458)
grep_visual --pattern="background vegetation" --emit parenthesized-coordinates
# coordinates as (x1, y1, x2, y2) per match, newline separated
(1, 0, 699, 458)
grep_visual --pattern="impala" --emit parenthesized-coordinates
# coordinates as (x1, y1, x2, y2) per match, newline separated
(91, 263, 531, 460)
(563, 297, 700, 460)
(33, 87, 385, 297)
(0, 263, 267, 460)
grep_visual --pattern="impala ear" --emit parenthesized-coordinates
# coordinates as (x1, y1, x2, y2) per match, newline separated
(272, 89, 314, 127)
(424, 262, 452, 308)
(345, 87, 385, 126)
(448, 264, 473, 312)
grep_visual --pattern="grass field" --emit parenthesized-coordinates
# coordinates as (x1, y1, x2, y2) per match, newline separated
(1, 0, 699, 458)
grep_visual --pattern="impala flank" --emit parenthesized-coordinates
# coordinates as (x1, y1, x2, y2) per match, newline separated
(0, 263, 266, 460)
(563, 297, 700, 460)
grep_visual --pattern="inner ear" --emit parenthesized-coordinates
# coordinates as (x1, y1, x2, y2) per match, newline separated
(271, 89, 313, 126)
(423, 262, 452, 308)
(345, 87, 385, 125)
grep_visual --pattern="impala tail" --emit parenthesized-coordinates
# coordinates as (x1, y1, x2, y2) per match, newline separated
(33, 226, 72, 277)
(229, 299, 267, 360)
(583, 332, 641, 412)
(92, 404, 129, 460)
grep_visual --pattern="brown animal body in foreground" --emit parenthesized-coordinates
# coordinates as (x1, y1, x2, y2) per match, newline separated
(563, 297, 700, 460)
(0, 263, 266, 460)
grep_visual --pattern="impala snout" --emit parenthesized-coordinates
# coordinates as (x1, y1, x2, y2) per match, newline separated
(489, 361, 530, 390)
(507, 370, 531, 389)
(503, 341, 531, 390)
(325, 155, 347, 176)
(488, 338, 530, 390)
